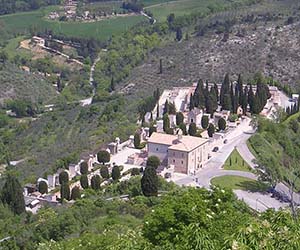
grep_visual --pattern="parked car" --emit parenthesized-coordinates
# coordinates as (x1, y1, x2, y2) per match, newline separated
(223, 139, 228, 144)
(212, 147, 219, 152)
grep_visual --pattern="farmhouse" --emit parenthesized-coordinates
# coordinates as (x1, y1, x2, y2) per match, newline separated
(147, 132, 209, 174)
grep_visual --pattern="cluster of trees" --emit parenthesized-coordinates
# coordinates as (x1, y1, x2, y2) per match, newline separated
(138, 88, 160, 120)
(6, 99, 38, 118)
(0, 0, 61, 15)
(190, 73, 270, 115)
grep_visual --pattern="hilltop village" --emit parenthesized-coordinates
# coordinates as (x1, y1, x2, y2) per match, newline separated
(22, 74, 299, 213)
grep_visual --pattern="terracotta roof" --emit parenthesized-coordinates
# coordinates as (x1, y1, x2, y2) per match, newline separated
(148, 132, 208, 152)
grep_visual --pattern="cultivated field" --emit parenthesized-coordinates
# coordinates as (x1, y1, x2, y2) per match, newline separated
(0, 6, 146, 40)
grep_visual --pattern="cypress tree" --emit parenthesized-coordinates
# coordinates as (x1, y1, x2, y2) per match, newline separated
(163, 114, 170, 132)
(241, 86, 248, 114)
(91, 175, 101, 190)
(163, 100, 169, 115)
(201, 115, 209, 129)
(60, 182, 70, 202)
(194, 79, 205, 108)
(134, 132, 141, 149)
(149, 126, 157, 136)
(59, 171, 69, 185)
(176, 112, 184, 126)
(38, 181, 48, 194)
(71, 186, 81, 200)
(248, 85, 255, 112)
(220, 73, 230, 107)
(179, 123, 187, 135)
(80, 175, 89, 189)
(189, 94, 195, 111)
(159, 59, 163, 74)
(237, 74, 244, 105)
(141, 166, 158, 197)
(188, 122, 197, 136)
(80, 162, 89, 175)
(1, 174, 25, 214)
(100, 166, 109, 179)
(207, 123, 215, 137)
(218, 118, 226, 131)
(112, 165, 121, 181)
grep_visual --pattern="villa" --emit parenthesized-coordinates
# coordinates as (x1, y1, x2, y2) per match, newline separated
(147, 132, 210, 174)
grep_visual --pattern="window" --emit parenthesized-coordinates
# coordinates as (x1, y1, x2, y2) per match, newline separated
(156, 148, 158, 151)
(182, 153, 184, 157)
(173, 159, 175, 163)
(173, 152, 175, 156)
(181, 161, 184, 164)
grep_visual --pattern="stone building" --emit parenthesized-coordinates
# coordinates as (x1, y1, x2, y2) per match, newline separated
(147, 132, 209, 174)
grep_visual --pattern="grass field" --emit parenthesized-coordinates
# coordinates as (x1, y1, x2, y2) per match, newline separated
(223, 149, 252, 172)
(145, 0, 234, 21)
(0, 6, 146, 40)
(211, 175, 269, 192)
(3, 36, 33, 60)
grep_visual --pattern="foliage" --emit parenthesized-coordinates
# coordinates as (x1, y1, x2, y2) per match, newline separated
(80, 175, 89, 189)
(188, 122, 197, 136)
(112, 166, 121, 181)
(175, 112, 184, 126)
(91, 175, 101, 190)
(134, 132, 141, 149)
(201, 115, 209, 129)
(146, 156, 160, 169)
(1, 173, 25, 214)
(80, 161, 89, 175)
(70, 186, 80, 200)
(59, 171, 69, 185)
(100, 165, 109, 179)
(60, 182, 70, 201)
(97, 151, 110, 164)
(223, 149, 252, 172)
(38, 181, 48, 194)
(218, 117, 226, 131)
(141, 166, 158, 197)
(207, 123, 215, 137)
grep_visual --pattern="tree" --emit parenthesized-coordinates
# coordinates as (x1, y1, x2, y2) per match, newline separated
(91, 175, 101, 190)
(60, 182, 70, 202)
(179, 123, 187, 135)
(163, 100, 169, 115)
(207, 123, 215, 137)
(149, 126, 157, 136)
(134, 132, 141, 149)
(201, 115, 209, 129)
(176, 112, 184, 126)
(159, 58, 163, 74)
(218, 118, 226, 131)
(167, 13, 175, 24)
(80, 162, 88, 175)
(163, 114, 170, 132)
(38, 181, 48, 194)
(100, 166, 109, 179)
(188, 94, 194, 111)
(193, 79, 205, 108)
(80, 175, 89, 189)
(220, 73, 231, 108)
(59, 171, 69, 185)
(1, 174, 25, 214)
(112, 166, 121, 181)
(188, 122, 197, 136)
(70, 186, 81, 200)
(141, 166, 158, 197)
(97, 150, 110, 164)
(146, 156, 160, 169)
(131, 168, 140, 176)
(109, 76, 115, 92)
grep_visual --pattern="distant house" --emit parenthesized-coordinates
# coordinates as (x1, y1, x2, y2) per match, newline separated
(147, 132, 209, 174)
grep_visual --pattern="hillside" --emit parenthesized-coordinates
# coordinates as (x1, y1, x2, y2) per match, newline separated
(120, 0, 300, 97)
(0, 63, 57, 105)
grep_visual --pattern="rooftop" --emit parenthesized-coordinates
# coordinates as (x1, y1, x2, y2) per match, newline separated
(148, 132, 209, 152)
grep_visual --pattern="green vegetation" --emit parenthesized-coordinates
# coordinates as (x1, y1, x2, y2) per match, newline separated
(223, 149, 252, 172)
(146, 0, 262, 21)
(0, 6, 146, 41)
(211, 175, 268, 192)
